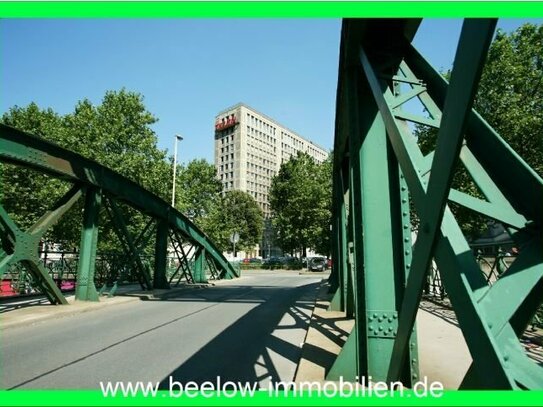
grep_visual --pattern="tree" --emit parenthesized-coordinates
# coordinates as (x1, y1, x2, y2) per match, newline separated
(1, 89, 172, 251)
(175, 159, 222, 228)
(475, 23, 543, 177)
(312, 155, 333, 256)
(203, 190, 263, 254)
(416, 23, 543, 239)
(1, 103, 74, 242)
(269, 152, 332, 257)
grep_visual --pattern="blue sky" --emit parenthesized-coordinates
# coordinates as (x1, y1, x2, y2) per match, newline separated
(1, 18, 541, 164)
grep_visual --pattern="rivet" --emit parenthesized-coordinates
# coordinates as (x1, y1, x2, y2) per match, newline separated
(405, 250, 410, 255)
(383, 313, 387, 318)
(373, 313, 378, 318)
(393, 314, 398, 319)
(378, 326, 383, 331)
(378, 317, 383, 322)
(401, 186, 407, 191)
(504, 355, 509, 362)
(403, 224, 409, 229)
(412, 358, 417, 363)
(369, 325, 374, 332)
(401, 199, 407, 204)
(404, 238, 410, 242)
(369, 316, 374, 322)
(388, 327, 393, 332)
(384, 331, 388, 336)
(406, 264, 410, 268)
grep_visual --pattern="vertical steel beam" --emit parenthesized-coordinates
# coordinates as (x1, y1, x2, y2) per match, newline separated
(192, 247, 208, 284)
(154, 219, 170, 289)
(329, 167, 349, 311)
(75, 187, 101, 301)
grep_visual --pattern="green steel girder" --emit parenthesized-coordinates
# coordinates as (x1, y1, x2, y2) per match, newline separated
(104, 197, 153, 290)
(330, 18, 543, 389)
(168, 229, 195, 285)
(0, 185, 82, 304)
(154, 219, 170, 289)
(0, 123, 238, 303)
(75, 186, 101, 302)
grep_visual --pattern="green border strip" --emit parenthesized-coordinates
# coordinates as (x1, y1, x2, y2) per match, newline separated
(2, 390, 543, 406)
(0, 1, 542, 18)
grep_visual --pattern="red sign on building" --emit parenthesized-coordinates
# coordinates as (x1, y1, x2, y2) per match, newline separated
(215, 114, 238, 131)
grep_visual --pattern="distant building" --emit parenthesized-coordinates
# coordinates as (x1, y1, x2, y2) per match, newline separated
(214, 102, 329, 257)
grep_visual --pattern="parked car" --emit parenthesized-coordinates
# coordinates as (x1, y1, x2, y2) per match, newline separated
(308, 257, 327, 272)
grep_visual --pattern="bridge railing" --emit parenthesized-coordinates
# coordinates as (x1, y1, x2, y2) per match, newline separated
(1, 249, 237, 298)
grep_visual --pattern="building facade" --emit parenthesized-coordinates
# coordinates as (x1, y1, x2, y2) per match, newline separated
(214, 103, 329, 256)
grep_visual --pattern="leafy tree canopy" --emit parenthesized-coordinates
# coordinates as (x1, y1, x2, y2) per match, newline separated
(269, 152, 332, 257)
(416, 23, 542, 239)
(203, 190, 264, 254)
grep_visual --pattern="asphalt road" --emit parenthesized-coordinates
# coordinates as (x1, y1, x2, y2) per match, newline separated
(1, 271, 324, 390)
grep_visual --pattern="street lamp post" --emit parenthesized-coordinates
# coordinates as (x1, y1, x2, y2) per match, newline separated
(171, 134, 183, 207)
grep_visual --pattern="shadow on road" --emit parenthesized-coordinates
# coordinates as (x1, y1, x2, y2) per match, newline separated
(150, 281, 321, 389)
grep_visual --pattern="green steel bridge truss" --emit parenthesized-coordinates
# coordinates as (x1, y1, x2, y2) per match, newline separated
(0, 124, 238, 305)
(327, 19, 543, 389)
(0, 17, 541, 390)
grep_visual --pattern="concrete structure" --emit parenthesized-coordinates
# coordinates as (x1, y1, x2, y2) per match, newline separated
(214, 103, 329, 257)
(214, 103, 328, 220)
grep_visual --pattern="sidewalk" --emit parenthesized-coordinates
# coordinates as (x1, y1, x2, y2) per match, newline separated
(294, 280, 543, 389)
(0, 282, 214, 331)
(293, 279, 473, 388)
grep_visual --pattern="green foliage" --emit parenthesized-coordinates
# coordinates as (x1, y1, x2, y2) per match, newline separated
(415, 23, 543, 239)
(475, 24, 543, 177)
(176, 159, 222, 228)
(203, 190, 263, 253)
(269, 152, 332, 256)
(1, 89, 172, 251)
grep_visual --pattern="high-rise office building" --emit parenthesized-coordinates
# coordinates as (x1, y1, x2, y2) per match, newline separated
(214, 102, 328, 218)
